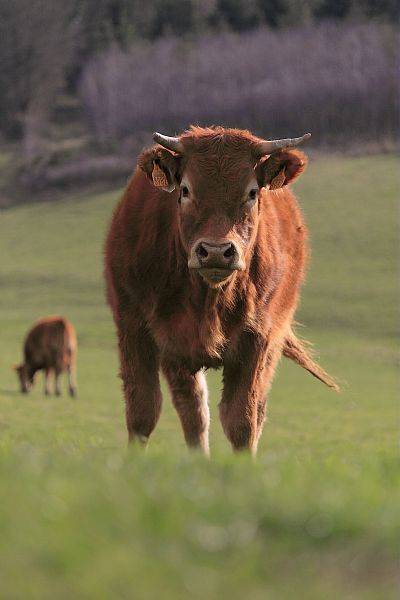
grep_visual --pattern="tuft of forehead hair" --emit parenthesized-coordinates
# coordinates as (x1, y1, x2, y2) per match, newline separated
(179, 125, 261, 157)
(180, 127, 260, 193)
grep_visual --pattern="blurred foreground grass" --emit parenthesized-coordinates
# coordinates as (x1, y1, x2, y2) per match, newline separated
(0, 154, 398, 599)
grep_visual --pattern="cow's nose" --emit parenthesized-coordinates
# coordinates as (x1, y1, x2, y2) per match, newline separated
(195, 241, 238, 268)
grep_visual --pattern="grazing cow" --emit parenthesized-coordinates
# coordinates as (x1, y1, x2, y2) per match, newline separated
(14, 316, 77, 397)
(105, 126, 338, 455)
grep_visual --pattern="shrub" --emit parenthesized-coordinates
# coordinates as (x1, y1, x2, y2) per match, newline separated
(79, 22, 397, 147)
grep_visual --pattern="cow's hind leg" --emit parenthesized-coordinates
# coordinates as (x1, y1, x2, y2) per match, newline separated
(162, 361, 210, 455)
(43, 368, 51, 396)
(67, 364, 77, 397)
(255, 347, 282, 444)
(54, 368, 62, 396)
(118, 321, 162, 446)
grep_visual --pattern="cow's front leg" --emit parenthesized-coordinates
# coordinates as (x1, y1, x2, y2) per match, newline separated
(118, 321, 162, 446)
(220, 335, 280, 455)
(162, 361, 210, 456)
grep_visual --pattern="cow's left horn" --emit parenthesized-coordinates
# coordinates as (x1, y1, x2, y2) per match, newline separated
(257, 133, 311, 155)
(153, 132, 184, 154)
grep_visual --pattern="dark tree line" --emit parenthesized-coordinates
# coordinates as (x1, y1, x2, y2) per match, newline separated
(70, 0, 400, 67)
(77, 0, 398, 46)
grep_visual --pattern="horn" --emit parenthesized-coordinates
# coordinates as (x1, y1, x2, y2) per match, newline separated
(153, 132, 184, 154)
(257, 133, 311, 155)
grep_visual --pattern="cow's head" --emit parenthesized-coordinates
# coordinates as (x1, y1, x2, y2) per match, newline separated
(13, 363, 34, 393)
(139, 127, 309, 287)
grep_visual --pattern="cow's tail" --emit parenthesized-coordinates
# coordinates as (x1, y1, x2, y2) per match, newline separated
(283, 330, 340, 392)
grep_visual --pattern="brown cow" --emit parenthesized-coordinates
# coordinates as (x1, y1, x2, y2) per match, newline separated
(105, 126, 338, 456)
(14, 316, 77, 397)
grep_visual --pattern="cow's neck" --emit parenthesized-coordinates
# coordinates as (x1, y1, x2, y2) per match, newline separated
(188, 269, 242, 316)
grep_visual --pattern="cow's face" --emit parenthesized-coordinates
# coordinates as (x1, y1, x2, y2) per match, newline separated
(139, 128, 308, 287)
(14, 363, 34, 393)
(178, 155, 259, 286)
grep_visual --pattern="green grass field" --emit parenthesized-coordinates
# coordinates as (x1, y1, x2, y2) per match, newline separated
(0, 154, 398, 599)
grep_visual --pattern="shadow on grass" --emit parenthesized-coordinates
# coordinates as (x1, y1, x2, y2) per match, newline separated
(0, 389, 23, 397)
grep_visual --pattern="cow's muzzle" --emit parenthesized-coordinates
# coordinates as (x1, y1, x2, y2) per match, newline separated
(188, 239, 244, 285)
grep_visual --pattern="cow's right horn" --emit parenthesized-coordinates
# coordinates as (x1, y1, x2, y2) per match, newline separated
(153, 132, 184, 154)
(256, 133, 311, 155)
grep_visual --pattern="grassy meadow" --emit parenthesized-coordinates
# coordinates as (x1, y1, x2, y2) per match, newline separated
(0, 154, 398, 599)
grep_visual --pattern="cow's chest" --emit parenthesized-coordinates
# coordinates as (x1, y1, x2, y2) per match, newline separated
(150, 301, 240, 370)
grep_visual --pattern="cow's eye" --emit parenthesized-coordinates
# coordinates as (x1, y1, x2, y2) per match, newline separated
(179, 185, 190, 205)
(246, 188, 258, 206)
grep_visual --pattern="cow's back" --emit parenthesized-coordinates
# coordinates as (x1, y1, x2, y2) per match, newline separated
(24, 317, 76, 370)
(105, 168, 178, 306)
(256, 186, 308, 334)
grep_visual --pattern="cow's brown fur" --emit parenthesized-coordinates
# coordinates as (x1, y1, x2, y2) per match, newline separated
(105, 126, 337, 455)
(14, 316, 77, 397)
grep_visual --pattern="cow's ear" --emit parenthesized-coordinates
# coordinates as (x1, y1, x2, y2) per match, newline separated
(256, 149, 308, 190)
(138, 146, 182, 193)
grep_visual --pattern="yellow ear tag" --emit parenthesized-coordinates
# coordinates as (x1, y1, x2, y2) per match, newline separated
(152, 162, 169, 188)
(270, 168, 286, 190)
